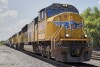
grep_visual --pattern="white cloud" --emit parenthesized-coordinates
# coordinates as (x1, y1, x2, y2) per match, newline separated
(0, 10, 18, 20)
(98, 0, 100, 4)
(5, 10, 18, 18)
(1, 19, 31, 32)
(14, 19, 31, 32)
(0, 0, 18, 21)
(0, 0, 19, 41)
(0, 0, 8, 4)
(0, 19, 31, 40)
(0, 0, 8, 11)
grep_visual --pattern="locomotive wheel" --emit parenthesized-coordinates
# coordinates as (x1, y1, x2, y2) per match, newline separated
(20, 44, 24, 50)
(11, 44, 13, 48)
(11, 44, 14, 48)
(84, 51, 90, 61)
(41, 50, 44, 57)
(16, 44, 18, 49)
(21, 44, 24, 50)
(47, 51, 51, 59)
(46, 45, 51, 59)
(41, 53, 44, 57)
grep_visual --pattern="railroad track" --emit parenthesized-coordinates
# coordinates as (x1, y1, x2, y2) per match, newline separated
(92, 51, 100, 60)
(7, 45, 98, 67)
(20, 50, 98, 67)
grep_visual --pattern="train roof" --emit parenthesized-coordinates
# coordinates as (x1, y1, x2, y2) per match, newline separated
(39, 3, 79, 14)
(21, 24, 28, 32)
(34, 17, 38, 24)
(18, 31, 21, 34)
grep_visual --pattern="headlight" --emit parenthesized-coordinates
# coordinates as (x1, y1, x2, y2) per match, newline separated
(85, 34, 87, 37)
(66, 34, 69, 37)
(63, 4, 68, 7)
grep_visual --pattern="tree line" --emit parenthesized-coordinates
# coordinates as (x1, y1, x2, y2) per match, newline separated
(81, 6, 100, 50)
(0, 41, 5, 45)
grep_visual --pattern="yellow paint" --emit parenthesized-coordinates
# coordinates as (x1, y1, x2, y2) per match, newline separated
(18, 32, 23, 44)
(45, 12, 85, 40)
(35, 24, 38, 41)
(22, 32, 28, 43)
(38, 21, 46, 40)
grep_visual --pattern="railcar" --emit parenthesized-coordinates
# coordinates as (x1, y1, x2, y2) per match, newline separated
(19, 24, 28, 50)
(20, 17, 38, 52)
(8, 3, 92, 62)
(10, 34, 16, 47)
(7, 37, 13, 46)
(15, 31, 22, 49)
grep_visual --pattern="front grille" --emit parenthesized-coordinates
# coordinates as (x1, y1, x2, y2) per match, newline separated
(70, 47, 83, 57)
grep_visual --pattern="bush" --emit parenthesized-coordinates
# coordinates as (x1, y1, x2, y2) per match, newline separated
(0, 41, 6, 45)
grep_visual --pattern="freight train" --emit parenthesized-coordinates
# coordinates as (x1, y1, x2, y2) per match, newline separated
(7, 3, 92, 62)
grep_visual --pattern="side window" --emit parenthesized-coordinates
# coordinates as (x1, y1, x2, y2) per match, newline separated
(43, 11, 45, 19)
(40, 11, 45, 20)
(35, 24, 37, 31)
(40, 12, 42, 20)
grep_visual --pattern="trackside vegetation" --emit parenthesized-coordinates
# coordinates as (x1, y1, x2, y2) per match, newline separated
(0, 41, 5, 45)
(81, 6, 100, 50)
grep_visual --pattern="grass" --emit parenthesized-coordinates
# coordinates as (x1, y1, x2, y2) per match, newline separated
(0, 41, 5, 46)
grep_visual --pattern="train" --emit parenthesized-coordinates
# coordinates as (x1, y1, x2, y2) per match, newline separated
(7, 3, 92, 62)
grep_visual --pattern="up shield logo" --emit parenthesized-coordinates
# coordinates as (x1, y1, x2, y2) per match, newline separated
(54, 20, 83, 30)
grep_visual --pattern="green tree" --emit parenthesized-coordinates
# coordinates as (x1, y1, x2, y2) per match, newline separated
(81, 7, 100, 50)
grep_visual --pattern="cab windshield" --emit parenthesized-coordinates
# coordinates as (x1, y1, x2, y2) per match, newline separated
(47, 8, 79, 17)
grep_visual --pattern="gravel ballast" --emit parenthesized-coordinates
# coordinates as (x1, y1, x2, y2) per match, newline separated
(0, 45, 56, 67)
(84, 59, 100, 67)
(0, 45, 100, 67)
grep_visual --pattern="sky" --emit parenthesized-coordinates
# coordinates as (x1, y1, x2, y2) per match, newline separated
(0, 0, 100, 41)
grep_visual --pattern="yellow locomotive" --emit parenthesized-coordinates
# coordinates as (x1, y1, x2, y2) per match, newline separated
(8, 3, 92, 62)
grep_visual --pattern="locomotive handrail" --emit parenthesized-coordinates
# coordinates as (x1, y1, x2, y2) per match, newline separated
(82, 19, 92, 43)
(51, 27, 61, 51)
(82, 26, 93, 47)
(51, 26, 63, 52)
(51, 27, 61, 40)
(54, 27, 63, 50)
(86, 28, 93, 47)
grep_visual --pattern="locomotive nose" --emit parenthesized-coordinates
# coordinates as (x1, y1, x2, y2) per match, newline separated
(70, 47, 82, 57)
